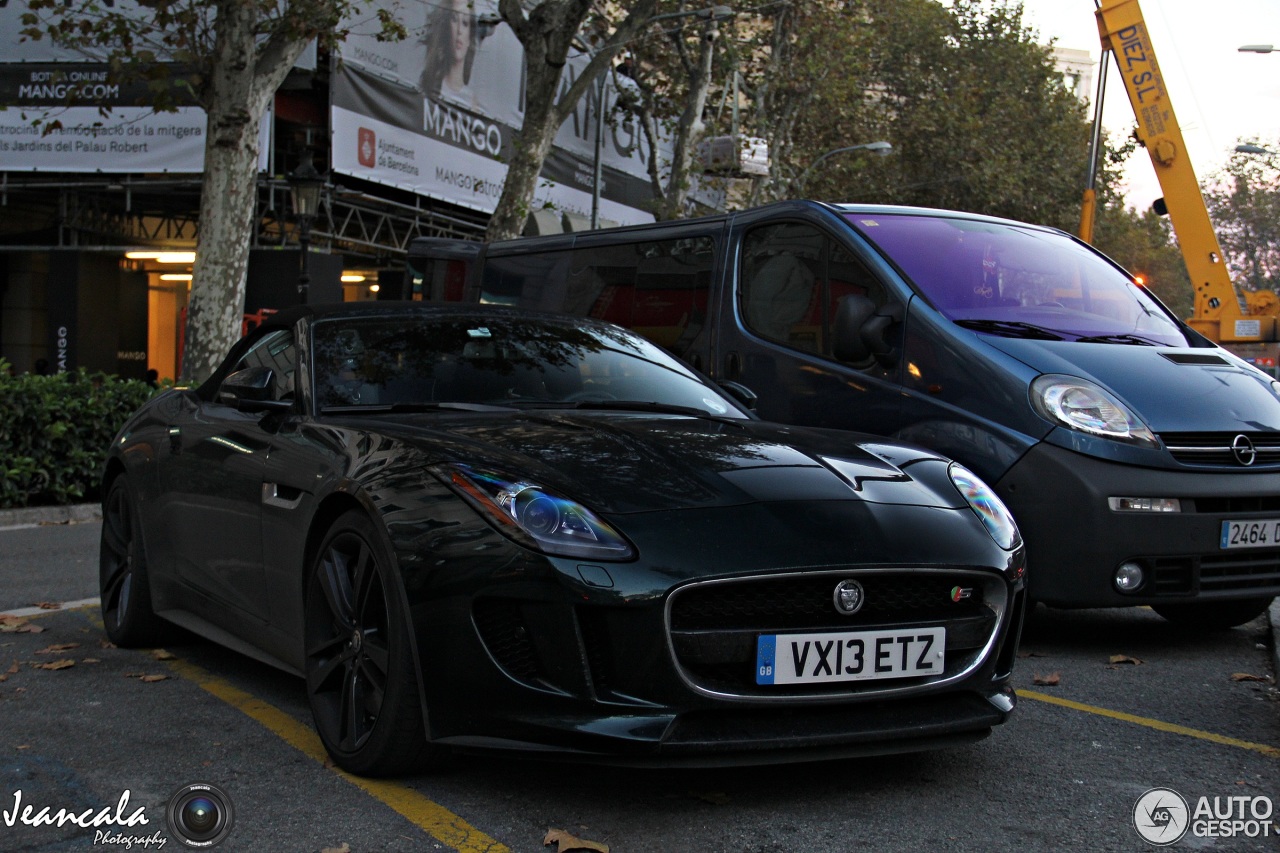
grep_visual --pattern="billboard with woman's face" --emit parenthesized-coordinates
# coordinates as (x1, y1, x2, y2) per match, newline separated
(332, 0, 667, 225)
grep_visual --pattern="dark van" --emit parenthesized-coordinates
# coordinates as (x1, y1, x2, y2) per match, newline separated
(406, 200, 1280, 627)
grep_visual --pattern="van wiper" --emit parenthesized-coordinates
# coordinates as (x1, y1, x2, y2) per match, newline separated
(1073, 333, 1159, 346)
(954, 319, 1065, 340)
(320, 401, 516, 415)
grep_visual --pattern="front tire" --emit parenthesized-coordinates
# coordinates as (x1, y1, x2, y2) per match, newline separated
(304, 509, 436, 776)
(1152, 596, 1275, 630)
(99, 476, 168, 646)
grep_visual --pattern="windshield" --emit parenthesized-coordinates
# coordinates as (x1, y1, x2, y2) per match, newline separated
(844, 213, 1189, 346)
(310, 313, 747, 417)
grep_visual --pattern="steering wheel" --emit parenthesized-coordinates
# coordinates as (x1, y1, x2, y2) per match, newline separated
(1038, 301, 1066, 308)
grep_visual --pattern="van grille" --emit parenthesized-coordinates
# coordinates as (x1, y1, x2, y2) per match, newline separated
(1158, 432, 1280, 467)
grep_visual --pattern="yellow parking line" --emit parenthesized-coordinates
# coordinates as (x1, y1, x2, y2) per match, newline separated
(1021, 689, 1280, 759)
(166, 658, 510, 853)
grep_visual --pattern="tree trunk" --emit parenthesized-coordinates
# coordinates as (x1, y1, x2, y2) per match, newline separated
(180, 0, 308, 382)
(657, 20, 719, 221)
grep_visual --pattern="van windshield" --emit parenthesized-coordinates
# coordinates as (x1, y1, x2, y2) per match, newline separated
(844, 213, 1189, 346)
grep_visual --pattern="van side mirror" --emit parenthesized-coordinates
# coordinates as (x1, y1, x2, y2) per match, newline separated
(833, 296, 903, 368)
(218, 367, 294, 414)
(716, 380, 758, 411)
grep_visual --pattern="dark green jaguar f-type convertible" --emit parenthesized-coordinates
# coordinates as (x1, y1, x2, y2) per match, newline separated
(101, 302, 1026, 775)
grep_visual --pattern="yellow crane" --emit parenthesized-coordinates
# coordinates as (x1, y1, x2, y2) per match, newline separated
(1082, 0, 1279, 345)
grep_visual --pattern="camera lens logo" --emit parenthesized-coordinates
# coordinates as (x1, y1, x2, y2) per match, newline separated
(166, 783, 234, 848)
(1133, 787, 1189, 845)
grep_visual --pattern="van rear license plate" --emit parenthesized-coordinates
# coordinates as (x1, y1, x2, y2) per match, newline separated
(1220, 519, 1280, 549)
(755, 627, 945, 685)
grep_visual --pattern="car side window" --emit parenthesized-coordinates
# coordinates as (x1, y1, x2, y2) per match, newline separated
(222, 330, 297, 402)
(741, 223, 884, 358)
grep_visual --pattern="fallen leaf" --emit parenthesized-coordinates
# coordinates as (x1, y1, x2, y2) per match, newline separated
(34, 659, 75, 671)
(0, 616, 43, 635)
(36, 643, 81, 654)
(320, 845, 351, 853)
(689, 790, 731, 805)
(99, 639, 117, 649)
(80, 658, 100, 664)
(0, 661, 16, 683)
(34, 602, 60, 610)
(1033, 671, 1061, 686)
(16, 745, 29, 750)
(1231, 673, 1269, 683)
(544, 827, 609, 853)
(1108, 655, 1143, 666)
(139, 674, 169, 683)
(149, 649, 177, 661)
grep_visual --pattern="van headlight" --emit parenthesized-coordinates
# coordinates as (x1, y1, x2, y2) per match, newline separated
(1030, 374, 1158, 448)
(948, 463, 1021, 551)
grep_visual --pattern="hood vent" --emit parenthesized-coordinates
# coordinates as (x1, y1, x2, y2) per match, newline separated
(1160, 353, 1228, 366)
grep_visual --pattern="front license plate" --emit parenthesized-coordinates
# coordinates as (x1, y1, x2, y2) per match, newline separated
(1220, 519, 1280, 549)
(755, 627, 945, 685)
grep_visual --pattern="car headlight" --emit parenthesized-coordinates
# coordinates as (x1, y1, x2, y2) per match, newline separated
(948, 463, 1022, 551)
(433, 463, 634, 561)
(1030, 374, 1157, 447)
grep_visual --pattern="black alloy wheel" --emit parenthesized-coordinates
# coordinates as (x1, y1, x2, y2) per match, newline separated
(99, 477, 167, 646)
(1152, 595, 1276, 630)
(304, 510, 434, 776)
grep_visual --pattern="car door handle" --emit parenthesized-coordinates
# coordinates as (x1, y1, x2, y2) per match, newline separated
(168, 426, 182, 454)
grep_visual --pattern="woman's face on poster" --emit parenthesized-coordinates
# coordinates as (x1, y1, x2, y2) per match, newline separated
(449, 1, 472, 67)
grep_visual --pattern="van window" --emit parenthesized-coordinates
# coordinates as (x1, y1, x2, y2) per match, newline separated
(846, 213, 1188, 346)
(741, 223, 884, 356)
(481, 236, 715, 361)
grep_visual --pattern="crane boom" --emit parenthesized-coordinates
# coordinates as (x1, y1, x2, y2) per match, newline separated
(1094, 0, 1273, 342)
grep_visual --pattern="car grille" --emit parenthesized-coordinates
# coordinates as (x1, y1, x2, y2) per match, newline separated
(1148, 551, 1280, 595)
(666, 569, 1004, 698)
(1159, 431, 1280, 467)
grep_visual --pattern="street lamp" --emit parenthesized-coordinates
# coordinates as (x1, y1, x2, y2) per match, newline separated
(1239, 44, 1275, 53)
(795, 141, 893, 197)
(287, 154, 325, 302)
(590, 5, 736, 229)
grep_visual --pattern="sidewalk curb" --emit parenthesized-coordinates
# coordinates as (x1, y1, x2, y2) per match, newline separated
(0, 502, 101, 528)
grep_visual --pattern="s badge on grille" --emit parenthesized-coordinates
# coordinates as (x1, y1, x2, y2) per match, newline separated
(833, 579, 865, 615)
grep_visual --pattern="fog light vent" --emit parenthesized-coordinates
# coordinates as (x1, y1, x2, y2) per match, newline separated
(1114, 562, 1145, 593)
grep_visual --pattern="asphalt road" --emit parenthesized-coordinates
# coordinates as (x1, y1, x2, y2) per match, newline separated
(1, 516, 1277, 852)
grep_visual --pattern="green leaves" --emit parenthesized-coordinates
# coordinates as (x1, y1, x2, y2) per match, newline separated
(0, 363, 153, 509)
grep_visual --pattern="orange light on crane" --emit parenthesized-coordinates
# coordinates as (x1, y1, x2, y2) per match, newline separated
(1134, 274, 1146, 287)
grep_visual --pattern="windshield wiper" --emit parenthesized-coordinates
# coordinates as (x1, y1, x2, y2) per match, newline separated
(954, 319, 1065, 341)
(320, 401, 516, 415)
(1073, 333, 1160, 346)
(511, 399, 742, 421)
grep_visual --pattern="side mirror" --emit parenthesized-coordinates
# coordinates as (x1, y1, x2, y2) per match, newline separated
(716, 380, 758, 411)
(218, 367, 294, 414)
(833, 295, 903, 368)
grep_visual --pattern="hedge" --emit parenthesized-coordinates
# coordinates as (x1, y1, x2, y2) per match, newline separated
(0, 361, 155, 509)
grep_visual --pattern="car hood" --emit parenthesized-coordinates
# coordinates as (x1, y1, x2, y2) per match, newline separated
(981, 339, 1280, 432)
(359, 411, 964, 515)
